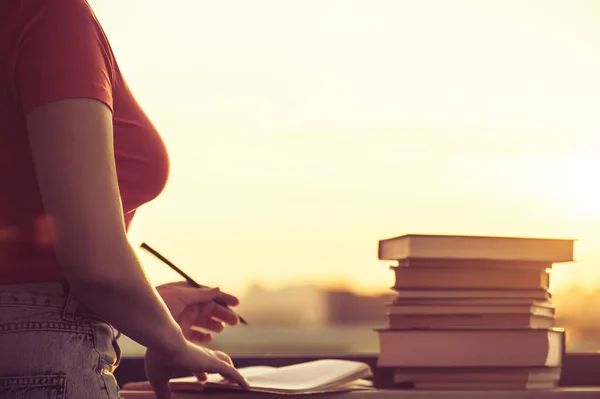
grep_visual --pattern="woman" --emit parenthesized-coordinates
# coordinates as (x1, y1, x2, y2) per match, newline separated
(0, 0, 249, 398)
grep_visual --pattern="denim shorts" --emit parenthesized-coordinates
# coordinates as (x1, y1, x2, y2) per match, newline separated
(0, 282, 122, 398)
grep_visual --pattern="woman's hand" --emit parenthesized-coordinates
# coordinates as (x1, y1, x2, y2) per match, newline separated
(156, 282, 240, 343)
(145, 340, 249, 399)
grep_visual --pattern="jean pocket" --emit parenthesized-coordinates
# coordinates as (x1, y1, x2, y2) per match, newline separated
(0, 373, 66, 399)
(91, 319, 119, 375)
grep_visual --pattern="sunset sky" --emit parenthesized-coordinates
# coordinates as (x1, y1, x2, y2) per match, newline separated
(88, 0, 600, 296)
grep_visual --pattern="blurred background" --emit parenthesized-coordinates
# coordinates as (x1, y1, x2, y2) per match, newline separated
(87, 0, 600, 356)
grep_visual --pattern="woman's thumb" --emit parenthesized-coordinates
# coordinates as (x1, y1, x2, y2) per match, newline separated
(149, 378, 171, 399)
(146, 352, 173, 399)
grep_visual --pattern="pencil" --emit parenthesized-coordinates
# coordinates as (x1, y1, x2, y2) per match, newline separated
(140, 242, 248, 325)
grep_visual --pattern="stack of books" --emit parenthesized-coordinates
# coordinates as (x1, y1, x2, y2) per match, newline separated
(376, 234, 575, 390)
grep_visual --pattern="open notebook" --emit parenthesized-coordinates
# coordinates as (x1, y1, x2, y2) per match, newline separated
(123, 359, 374, 395)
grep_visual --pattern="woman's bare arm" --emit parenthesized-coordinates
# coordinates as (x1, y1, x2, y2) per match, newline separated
(26, 97, 186, 353)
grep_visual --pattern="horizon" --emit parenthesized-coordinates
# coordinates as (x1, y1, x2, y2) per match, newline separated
(89, 0, 600, 297)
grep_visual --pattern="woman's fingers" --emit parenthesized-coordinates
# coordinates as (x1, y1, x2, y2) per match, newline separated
(191, 301, 238, 327)
(213, 359, 250, 390)
(183, 287, 221, 305)
(195, 301, 236, 329)
(213, 350, 234, 366)
(215, 290, 239, 306)
(192, 316, 226, 333)
(180, 287, 239, 307)
(213, 351, 240, 385)
(189, 329, 213, 343)
(188, 347, 248, 390)
(146, 342, 248, 397)
(205, 304, 239, 326)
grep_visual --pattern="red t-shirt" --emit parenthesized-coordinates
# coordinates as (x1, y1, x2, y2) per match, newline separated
(0, 0, 170, 284)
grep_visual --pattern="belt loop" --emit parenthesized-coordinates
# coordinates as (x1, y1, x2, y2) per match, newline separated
(61, 283, 79, 321)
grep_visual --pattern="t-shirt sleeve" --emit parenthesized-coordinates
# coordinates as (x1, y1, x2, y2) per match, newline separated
(15, 0, 114, 114)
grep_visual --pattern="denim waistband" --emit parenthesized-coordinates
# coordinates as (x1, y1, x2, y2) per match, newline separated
(0, 282, 120, 339)
(0, 282, 70, 307)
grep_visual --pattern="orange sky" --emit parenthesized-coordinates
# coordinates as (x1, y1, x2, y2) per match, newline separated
(88, 0, 600, 296)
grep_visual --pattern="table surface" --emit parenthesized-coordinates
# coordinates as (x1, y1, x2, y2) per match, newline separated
(121, 388, 600, 399)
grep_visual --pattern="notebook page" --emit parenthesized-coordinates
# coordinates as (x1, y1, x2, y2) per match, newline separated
(239, 359, 371, 391)
(205, 365, 277, 384)
(166, 365, 278, 388)
(237, 379, 375, 395)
